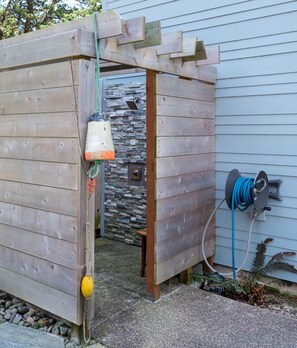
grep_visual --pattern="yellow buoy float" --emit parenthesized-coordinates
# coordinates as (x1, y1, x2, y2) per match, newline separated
(81, 273, 94, 299)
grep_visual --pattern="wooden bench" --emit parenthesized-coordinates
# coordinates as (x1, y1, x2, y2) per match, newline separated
(136, 229, 147, 277)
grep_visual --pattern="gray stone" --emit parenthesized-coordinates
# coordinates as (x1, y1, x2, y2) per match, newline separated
(0, 292, 7, 300)
(11, 297, 19, 305)
(18, 305, 30, 314)
(3, 312, 10, 320)
(52, 326, 60, 335)
(59, 325, 69, 336)
(0, 318, 6, 324)
(5, 301, 12, 309)
(9, 311, 17, 322)
(13, 313, 23, 324)
(31, 322, 39, 329)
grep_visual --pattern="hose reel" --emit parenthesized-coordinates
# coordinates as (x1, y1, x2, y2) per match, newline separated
(225, 169, 270, 214)
(202, 168, 271, 282)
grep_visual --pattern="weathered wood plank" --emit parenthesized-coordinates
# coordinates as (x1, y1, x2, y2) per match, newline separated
(169, 37, 197, 59)
(156, 95, 214, 118)
(196, 40, 207, 60)
(0, 137, 78, 163)
(117, 16, 145, 45)
(0, 224, 77, 269)
(0, 61, 73, 94)
(155, 222, 215, 264)
(0, 245, 77, 296)
(0, 87, 75, 115)
(0, 159, 78, 190)
(155, 205, 214, 243)
(77, 59, 97, 320)
(156, 116, 215, 136)
(156, 74, 215, 101)
(0, 30, 83, 71)
(0, 267, 77, 323)
(156, 187, 215, 221)
(0, 113, 78, 138)
(0, 11, 123, 47)
(197, 45, 220, 66)
(0, 180, 78, 217)
(155, 239, 215, 285)
(100, 37, 216, 83)
(134, 21, 161, 49)
(156, 136, 215, 157)
(156, 170, 215, 200)
(156, 31, 183, 55)
(156, 153, 215, 179)
(0, 202, 77, 243)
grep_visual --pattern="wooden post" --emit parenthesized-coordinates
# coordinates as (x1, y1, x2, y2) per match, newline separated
(146, 69, 160, 301)
(179, 267, 193, 284)
(203, 256, 214, 274)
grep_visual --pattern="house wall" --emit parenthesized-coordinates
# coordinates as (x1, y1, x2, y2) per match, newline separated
(103, 0, 297, 281)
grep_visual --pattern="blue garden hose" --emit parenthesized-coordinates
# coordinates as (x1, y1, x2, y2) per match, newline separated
(202, 178, 256, 281)
(231, 177, 254, 283)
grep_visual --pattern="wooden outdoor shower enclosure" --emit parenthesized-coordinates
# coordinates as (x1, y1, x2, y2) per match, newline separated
(0, 11, 218, 324)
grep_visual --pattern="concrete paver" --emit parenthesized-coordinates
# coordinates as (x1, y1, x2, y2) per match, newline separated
(0, 322, 64, 348)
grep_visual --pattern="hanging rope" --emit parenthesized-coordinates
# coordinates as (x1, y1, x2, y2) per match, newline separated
(92, 12, 102, 114)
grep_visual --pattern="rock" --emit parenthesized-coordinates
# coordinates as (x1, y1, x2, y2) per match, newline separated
(65, 342, 80, 348)
(59, 325, 68, 336)
(47, 325, 54, 333)
(5, 301, 12, 309)
(13, 314, 23, 324)
(26, 316, 34, 325)
(0, 292, 7, 300)
(31, 322, 39, 329)
(36, 311, 45, 318)
(52, 327, 60, 335)
(38, 318, 51, 327)
(17, 306, 30, 314)
(9, 303, 22, 310)
(4, 312, 10, 320)
(0, 318, 7, 324)
(32, 316, 39, 321)
(9, 311, 17, 323)
(11, 297, 19, 305)
(18, 320, 25, 326)
(9, 308, 17, 314)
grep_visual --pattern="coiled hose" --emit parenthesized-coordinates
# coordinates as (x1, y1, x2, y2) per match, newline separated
(202, 177, 256, 282)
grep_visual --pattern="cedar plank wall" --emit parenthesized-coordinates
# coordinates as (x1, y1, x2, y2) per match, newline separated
(0, 59, 95, 325)
(154, 74, 216, 284)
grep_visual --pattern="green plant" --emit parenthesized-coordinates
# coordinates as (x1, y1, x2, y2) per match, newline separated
(194, 238, 297, 306)
(230, 238, 297, 305)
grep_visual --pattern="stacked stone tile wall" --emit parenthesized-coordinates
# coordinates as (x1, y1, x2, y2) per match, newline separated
(104, 79, 146, 245)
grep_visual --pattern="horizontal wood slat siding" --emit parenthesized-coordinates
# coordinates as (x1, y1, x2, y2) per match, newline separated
(154, 73, 215, 284)
(0, 59, 85, 324)
(105, 0, 297, 279)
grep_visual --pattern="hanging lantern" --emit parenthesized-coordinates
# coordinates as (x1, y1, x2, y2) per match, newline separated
(85, 112, 115, 161)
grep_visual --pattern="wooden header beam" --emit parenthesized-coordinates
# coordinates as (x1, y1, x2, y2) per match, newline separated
(0, 11, 219, 81)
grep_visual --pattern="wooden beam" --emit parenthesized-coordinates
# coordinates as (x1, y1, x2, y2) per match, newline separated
(134, 21, 161, 49)
(169, 37, 197, 59)
(156, 31, 183, 56)
(101, 37, 216, 83)
(146, 70, 160, 301)
(117, 16, 145, 45)
(197, 45, 220, 66)
(0, 29, 91, 71)
(196, 40, 207, 60)
(0, 10, 123, 47)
